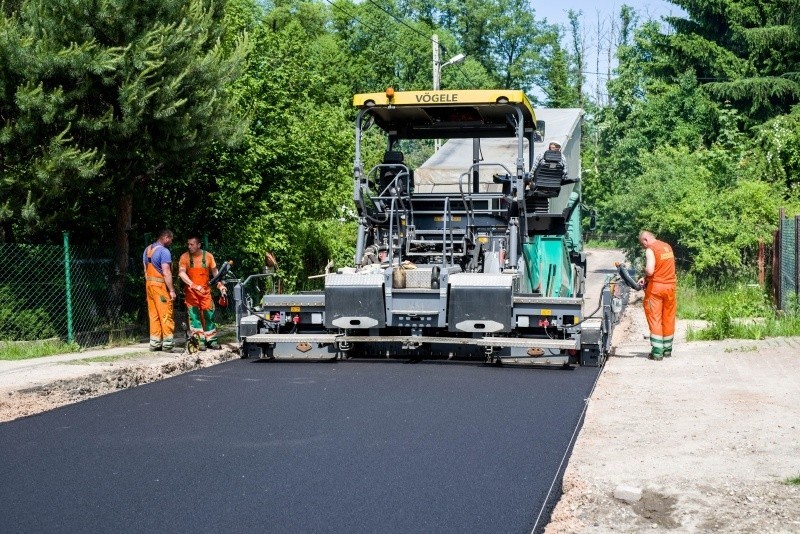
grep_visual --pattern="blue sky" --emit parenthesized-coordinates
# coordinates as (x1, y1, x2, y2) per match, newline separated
(530, 0, 686, 102)
(533, 0, 683, 28)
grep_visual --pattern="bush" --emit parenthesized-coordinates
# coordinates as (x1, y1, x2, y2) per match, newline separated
(0, 286, 60, 341)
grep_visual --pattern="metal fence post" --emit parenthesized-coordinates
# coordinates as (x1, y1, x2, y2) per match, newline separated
(796, 216, 800, 307)
(773, 229, 780, 309)
(63, 231, 75, 344)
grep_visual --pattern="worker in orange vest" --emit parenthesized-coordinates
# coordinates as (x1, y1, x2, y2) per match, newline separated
(637, 231, 677, 360)
(142, 229, 176, 351)
(178, 235, 227, 350)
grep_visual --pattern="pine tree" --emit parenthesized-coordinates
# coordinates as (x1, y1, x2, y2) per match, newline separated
(660, 0, 800, 119)
(0, 0, 248, 312)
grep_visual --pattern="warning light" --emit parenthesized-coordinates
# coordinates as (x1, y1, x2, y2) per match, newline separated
(385, 87, 395, 100)
(292, 315, 301, 325)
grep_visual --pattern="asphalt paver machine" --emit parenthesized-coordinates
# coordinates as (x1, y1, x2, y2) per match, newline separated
(234, 89, 622, 366)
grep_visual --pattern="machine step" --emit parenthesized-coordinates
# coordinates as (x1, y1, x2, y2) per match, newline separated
(244, 333, 578, 350)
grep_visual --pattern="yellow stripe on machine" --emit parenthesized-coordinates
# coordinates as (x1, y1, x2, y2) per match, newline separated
(353, 89, 538, 139)
(353, 89, 535, 116)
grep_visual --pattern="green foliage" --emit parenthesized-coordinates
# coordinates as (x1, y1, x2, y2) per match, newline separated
(677, 275, 768, 320)
(437, 0, 550, 92)
(608, 143, 783, 276)
(586, 12, 797, 279)
(202, 17, 357, 290)
(787, 475, 800, 486)
(0, 298, 58, 341)
(745, 105, 800, 195)
(660, 0, 800, 120)
(536, 26, 580, 107)
(688, 312, 800, 341)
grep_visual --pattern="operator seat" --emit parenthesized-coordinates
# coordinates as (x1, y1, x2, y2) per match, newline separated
(379, 150, 414, 196)
(531, 150, 567, 198)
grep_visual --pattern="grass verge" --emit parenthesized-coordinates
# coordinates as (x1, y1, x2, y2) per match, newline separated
(786, 476, 800, 486)
(681, 277, 800, 340)
(584, 238, 620, 249)
(0, 339, 80, 360)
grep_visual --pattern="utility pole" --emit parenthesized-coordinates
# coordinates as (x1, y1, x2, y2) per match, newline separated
(433, 34, 440, 93)
(433, 34, 441, 152)
(432, 35, 465, 152)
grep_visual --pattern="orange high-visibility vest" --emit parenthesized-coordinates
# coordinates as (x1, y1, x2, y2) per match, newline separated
(145, 244, 166, 283)
(648, 239, 676, 285)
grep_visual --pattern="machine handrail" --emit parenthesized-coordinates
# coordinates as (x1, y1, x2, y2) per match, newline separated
(458, 162, 514, 227)
(387, 196, 398, 264)
(441, 197, 450, 268)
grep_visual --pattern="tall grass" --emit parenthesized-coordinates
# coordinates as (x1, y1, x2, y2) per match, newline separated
(680, 274, 800, 340)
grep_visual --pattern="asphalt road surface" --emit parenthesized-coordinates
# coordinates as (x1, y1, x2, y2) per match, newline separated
(0, 358, 599, 533)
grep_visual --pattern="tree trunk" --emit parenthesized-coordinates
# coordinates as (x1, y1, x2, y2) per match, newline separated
(0, 221, 13, 243)
(109, 190, 133, 322)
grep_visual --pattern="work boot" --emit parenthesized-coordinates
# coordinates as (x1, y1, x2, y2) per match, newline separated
(663, 351, 672, 358)
(208, 340, 221, 350)
(648, 352, 663, 361)
(149, 346, 162, 352)
(198, 340, 207, 351)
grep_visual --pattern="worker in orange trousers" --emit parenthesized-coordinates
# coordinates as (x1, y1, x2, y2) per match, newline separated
(178, 235, 227, 350)
(637, 231, 677, 360)
(143, 229, 177, 352)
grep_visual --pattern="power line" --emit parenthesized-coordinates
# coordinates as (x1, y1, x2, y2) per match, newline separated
(364, 0, 433, 44)
(362, 0, 457, 57)
(323, 0, 453, 88)
(360, 0, 478, 88)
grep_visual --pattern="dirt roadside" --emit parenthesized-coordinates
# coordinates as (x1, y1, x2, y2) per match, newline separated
(547, 295, 800, 533)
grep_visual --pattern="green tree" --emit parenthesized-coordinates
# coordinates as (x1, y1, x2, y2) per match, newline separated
(438, 0, 548, 91)
(608, 144, 783, 276)
(660, 0, 800, 120)
(0, 9, 104, 243)
(1, 0, 249, 310)
(536, 26, 580, 107)
(200, 16, 357, 289)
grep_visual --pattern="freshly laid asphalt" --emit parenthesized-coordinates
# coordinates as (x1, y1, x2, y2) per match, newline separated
(0, 358, 599, 533)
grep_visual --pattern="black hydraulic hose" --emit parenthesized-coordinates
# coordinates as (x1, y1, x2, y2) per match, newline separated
(571, 281, 607, 327)
(617, 262, 643, 291)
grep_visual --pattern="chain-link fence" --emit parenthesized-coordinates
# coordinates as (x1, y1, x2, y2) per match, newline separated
(0, 234, 144, 346)
(0, 233, 238, 348)
(775, 212, 799, 311)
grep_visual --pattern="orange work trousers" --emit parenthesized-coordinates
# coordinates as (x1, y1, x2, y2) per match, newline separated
(643, 281, 676, 357)
(146, 280, 174, 350)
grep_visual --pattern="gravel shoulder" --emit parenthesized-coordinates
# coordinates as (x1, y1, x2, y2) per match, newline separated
(547, 292, 800, 533)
